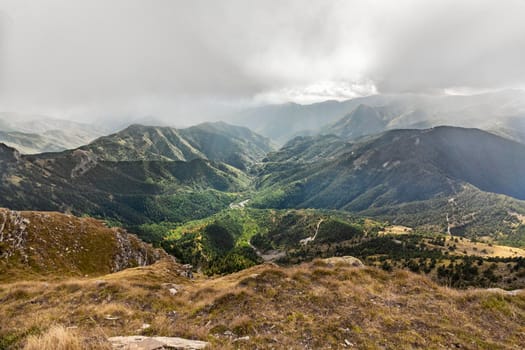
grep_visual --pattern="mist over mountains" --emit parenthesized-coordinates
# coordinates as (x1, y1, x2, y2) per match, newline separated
(229, 89, 525, 144)
(3, 2, 525, 348)
(0, 113, 110, 153)
(4, 89, 525, 152)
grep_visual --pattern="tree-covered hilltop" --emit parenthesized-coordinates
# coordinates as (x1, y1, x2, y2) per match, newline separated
(161, 208, 380, 275)
(159, 207, 525, 288)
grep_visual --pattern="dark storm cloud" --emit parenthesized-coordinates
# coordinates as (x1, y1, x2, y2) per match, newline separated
(0, 0, 524, 121)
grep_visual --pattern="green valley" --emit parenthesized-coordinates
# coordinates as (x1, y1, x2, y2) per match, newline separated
(2, 122, 525, 279)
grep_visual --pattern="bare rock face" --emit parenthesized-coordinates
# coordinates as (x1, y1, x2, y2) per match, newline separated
(107, 336, 209, 350)
(112, 227, 164, 272)
(0, 209, 30, 261)
(321, 256, 364, 268)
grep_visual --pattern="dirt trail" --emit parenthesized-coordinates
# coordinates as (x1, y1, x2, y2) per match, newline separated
(300, 219, 324, 245)
(229, 199, 250, 209)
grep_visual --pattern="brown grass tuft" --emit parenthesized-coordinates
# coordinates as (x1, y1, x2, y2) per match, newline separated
(23, 325, 112, 350)
(2, 257, 525, 349)
(24, 325, 82, 350)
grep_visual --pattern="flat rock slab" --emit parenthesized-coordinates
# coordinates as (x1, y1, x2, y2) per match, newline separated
(322, 256, 364, 268)
(484, 288, 524, 296)
(108, 336, 209, 350)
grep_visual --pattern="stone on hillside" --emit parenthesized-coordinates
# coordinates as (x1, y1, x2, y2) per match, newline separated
(94, 280, 107, 287)
(322, 256, 364, 268)
(233, 336, 250, 342)
(108, 336, 209, 349)
(485, 288, 524, 296)
(161, 283, 181, 295)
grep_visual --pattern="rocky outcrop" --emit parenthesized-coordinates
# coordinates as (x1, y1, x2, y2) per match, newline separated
(0, 209, 30, 261)
(112, 228, 164, 272)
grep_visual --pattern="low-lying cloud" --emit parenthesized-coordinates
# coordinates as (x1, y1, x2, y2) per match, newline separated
(1, 0, 524, 122)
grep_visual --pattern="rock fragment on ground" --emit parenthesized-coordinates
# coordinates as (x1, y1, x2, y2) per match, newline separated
(322, 256, 364, 268)
(108, 335, 209, 349)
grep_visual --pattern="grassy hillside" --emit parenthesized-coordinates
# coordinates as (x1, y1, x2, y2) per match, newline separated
(1, 258, 524, 349)
(253, 127, 525, 244)
(0, 208, 164, 282)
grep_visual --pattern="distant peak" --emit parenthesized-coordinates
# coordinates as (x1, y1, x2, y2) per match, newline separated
(0, 142, 18, 152)
(120, 123, 174, 133)
(0, 143, 21, 161)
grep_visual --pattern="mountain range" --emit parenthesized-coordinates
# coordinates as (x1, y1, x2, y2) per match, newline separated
(254, 126, 525, 240)
(229, 90, 525, 144)
(0, 113, 110, 154)
(79, 122, 273, 170)
(2, 101, 525, 348)
(1, 117, 525, 244)
(0, 122, 274, 229)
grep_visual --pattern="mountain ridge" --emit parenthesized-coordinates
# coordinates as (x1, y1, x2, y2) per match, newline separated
(230, 90, 525, 144)
(78, 121, 273, 171)
(254, 126, 525, 239)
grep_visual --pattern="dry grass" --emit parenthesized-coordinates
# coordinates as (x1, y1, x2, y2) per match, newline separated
(1, 258, 525, 349)
(0, 258, 185, 349)
(444, 236, 525, 258)
(179, 262, 525, 349)
(379, 225, 413, 235)
(24, 325, 82, 350)
(23, 325, 111, 350)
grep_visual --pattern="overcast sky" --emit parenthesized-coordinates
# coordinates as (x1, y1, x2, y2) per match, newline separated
(1, 0, 525, 123)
